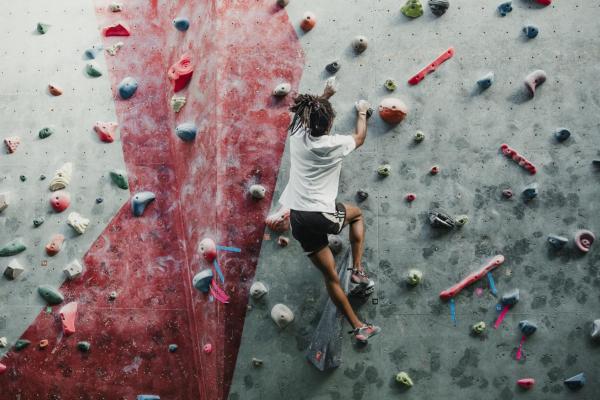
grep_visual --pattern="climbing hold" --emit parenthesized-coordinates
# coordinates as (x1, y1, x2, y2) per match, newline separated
(591, 319, 600, 340)
(84, 44, 103, 59)
(37, 22, 50, 34)
(535, 0, 551, 5)
(0, 363, 6, 375)
(498, 1, 513, 16)
(272, 82, 292, 97)
(173, 17, 190, 31)
(430, 165, 440, 175)
(118, 77, 138, 99)
(401, 0, 424, 18)
(252, 357, 264, 367)
(0, 239, 26, 257)
(477, 72, 494, 90)
(519, 320, 537, 336)
(96, 197, 103, 204)
(271, 304, 294, 328)
(405, 193, 416, 202)
(524, 70, 546, 97)
(406, 269, 423, 286)
(300, 12, 316, 32)
(109, 170, 129, 190)
(131, 191, 156, 216)
(109, 3, 122, 12)
(3, 259, 24, 280)
(472, 321, 486, 334)
(168, 344, 178, 353)
(137, 396, 160, 400)
(4, 136, 20, 153)
(67, 212, 90, 234)
(455, 215, 469, 226)
(109, 291, 118, 300)
(564, 373, 586, 390)
(60, 302, 77, 334)
(249, 184, 267, 199)
(171, 95, 186, 112)
(523, 24, 539, 39)
(501, 288, 520, 306)
(522, 183, 538, 201)
(103, 23, 130, 36)
(265, 208, 291, 232)
(63, 259, 83, 280)
(277, 236, 289, 247)
(250, 281, 268, 299)
(574, 229, 595, 253)
(414, 131, 425, 143)
(547, 234, 568, 249)
(356, 190, 369, 202)
(517, 378, 535, 389)
(325, 60, 341, 74)
(384, 79, 397, 91)
(192, 269, 213, 293)
(48, 84, 63, 96)
(49, 162, 73, 191)
(77, 341, 91, 352)
(328, 235, 343, 254)
(94, 121, 119, 143)
(277, 0, 289, 6)
(554, 128, 571, 142)
(106, 41, 124, 56)
(378, 98, 408, 124)
(199, 238, 217, 262)
(408, 47, 455, 85)
(19, 175, 26, 182)
(38, 285, 64, 305)
(50, 191, 71, 212)
(175, 122, 197, 142)
(428, 210, 455, 229)
(502, 189, 513, 199)
(0, 193, 8, 212)
(377, 164, 392, 177)
(15, 339, 31, 351)
(85, 62, 102, 77)
(429, 0, 449, 16)
(395, 371, 414, 387)
(439, 255, 505, 300)
(38, 127, 55, 139)
(45, 234, 65, 256)
(168, 53, 194, 92)
(352, 36, 368, 54)
(203, 343, 213, 354)
(0, 337, 6, 347)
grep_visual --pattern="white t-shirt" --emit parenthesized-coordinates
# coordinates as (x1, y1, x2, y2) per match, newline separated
(279, 127, 356, 213)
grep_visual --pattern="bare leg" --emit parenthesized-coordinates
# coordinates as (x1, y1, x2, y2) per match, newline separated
(309, 246, 363, 329)
(343, 204, 365, 271)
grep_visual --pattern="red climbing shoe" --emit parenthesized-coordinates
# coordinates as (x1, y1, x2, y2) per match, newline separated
(351, 324, 381, 344)
(351, 269, 370, 286)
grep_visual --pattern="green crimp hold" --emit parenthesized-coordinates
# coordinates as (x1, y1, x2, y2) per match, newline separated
(37, 23, 50, 34)
(395, 371, 414, 387)
(38, 284, 64, 305)
(15, 339, 31, 351)
(401, 0, 424, 18)
(0, 239, 26, 256)
(38, 127, 55, 139)
(33, 217, 45, 227)
(377, 164, 392, 177)
(109, 169, 129, 189)
(472, 321, 486, 334)
(384, 79, 397, 91)
(86, 62, 102, 77)
(77, 341, 91, 352)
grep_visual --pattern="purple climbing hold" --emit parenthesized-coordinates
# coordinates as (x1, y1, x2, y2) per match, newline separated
(564, 372, 586, 391)
(501, 288, 519, 306)
(192, 269, 213, 293)
(131, 191, 156, 217)
(118, 77, 138, 100)
(518, 320, 537, 336)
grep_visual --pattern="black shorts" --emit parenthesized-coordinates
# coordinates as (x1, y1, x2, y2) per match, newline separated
(290, 203, 346, 255)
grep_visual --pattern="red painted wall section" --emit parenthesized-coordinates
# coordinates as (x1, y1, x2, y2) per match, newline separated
(0, 1, 303, 399)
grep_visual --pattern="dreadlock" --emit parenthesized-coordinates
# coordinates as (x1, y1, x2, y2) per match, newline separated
(288, 94, 336, 137)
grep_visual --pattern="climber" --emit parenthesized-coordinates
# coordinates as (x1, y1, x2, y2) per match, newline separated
(278, 79, 381, 343)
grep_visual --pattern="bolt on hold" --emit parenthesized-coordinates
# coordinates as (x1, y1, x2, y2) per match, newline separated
(356, 190, 369, 201)
(395, 371, 414, 387)
(477, 72, 494, 90)
(472, 321, 486, 334)
(498, 1, 512, 16)
(401, 0, 424, 18)
(523, 24, 539, 39)
(428, 210, 455, 229)
(384, 79, 397, 91)
(414, 131, 425, 142)
(325, 60, 341, 74)
(352, 36, 368, 54)
(429, 0, 449, 16)
(406, 269, 423, 286)
(300, 12, 316, 32)
(429, 165, 440, 175)
(554, 128, 571, 143)
(405, 193, 416, 202)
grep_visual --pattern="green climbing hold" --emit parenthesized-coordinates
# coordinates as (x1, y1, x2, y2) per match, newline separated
(86, 62, 103, 77)
(384, 79, 397, 91)
(414, 131, 425, 143)
(77, 341, 91, 352)
(33, 217, 45, 227)
(37, 285, 64, 305)
(0, 239, 26, 256)
(109, 170, 129, 190)
(37, 23, 50, 34)
(377, 164, 392, 177)
(472, 321, 486, 334)
(401, 0, 424, 18)
(38, 127, 55, 139)
(46, 307, 52, 313)
(395, 371, 414, 387)
(15, 339, 31, 351)
(406, 269, 423, 286)
(171, 95, 186, 113)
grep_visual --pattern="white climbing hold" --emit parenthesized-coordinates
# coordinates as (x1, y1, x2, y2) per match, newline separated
(249, 184, 266, 199)
(352, 35, 368, 54)
(591, 319, 600, 340)
(170, 95, 186, 112)
(0, 337, 7, 347)
(106, 41, 124, 56)
(272, 83, 291, 97)
(49, 162, 73, 191)
(271, 304, 294, 328)
(109, 3, 122, 12)
(250, 281, 268, 299)
(63, 259, 83, 280)
(67, 212, 90, 235)
(0, 192, 8, 212)
(3, 259, 24, 280)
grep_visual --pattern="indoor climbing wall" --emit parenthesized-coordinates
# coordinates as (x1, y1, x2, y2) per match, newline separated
(231, 1, 600, 399)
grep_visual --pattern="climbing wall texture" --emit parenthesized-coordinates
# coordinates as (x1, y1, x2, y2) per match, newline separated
(230, 1, 600, 399)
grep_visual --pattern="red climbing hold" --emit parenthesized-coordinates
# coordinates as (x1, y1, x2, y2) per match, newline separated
(408, 47, 455, 85)
(203, 343, 213, 354)
(535, 0, 551, 5)
(440, 255, 505, 300)
(0, 363, 6, 375)
(49, 191, 71, 213)
(405, 193, 416, 202)
(517, 378, 535, 389)
(4, 137, 20, 153)
(500, 144, 537, 175)
(430, 166, 440, 175)
(199, 238, 217, 262)
(168, 53, 194, 92)
(59, 301, 78, 335)
(378, 98, 408, 124)
(94, 121, 118, 143)
(45, 234, 65, 256)
(103, 23, 130, 37)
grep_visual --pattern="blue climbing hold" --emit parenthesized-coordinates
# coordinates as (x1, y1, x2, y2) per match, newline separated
(477, 72, 494, 90)
(168, 344, 178, 353)
(173, 18, 190, 31)
(118, 77, 138, 100)
(192, 269, 213, 293)
(554, 128, 571, 142)
(175, 122, 197, 142)
(564, 372, 586, 390)
(131, 191, 156, 217)
(547, 234, 568, 249)
(501, 288, 519, 306)
(522, 183, 538, 201)
(498, 1, 512, 16)
(518, 320, 537, 336)
(137, 396, 160, 400)
(523, 24, 539, 39)
(84, 45, 103, 59)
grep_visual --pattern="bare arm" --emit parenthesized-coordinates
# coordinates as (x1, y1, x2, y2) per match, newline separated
(353, 100, 370, 149)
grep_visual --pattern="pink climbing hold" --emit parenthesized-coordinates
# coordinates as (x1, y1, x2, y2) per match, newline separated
(203, 343, 213, 354)
(440, 255, 505, 300)
(94, 121, 118, 143)
(405, 193, 416, 202)
(168, 53, 194, 92)
(0, 363, 6, 375)
(199, 238, 217, 262)
(59, 301, 78, 335)
(4, 137, 20, 154)
(49, 191, 71, 213)
(103, 23, 130, 36)
(517, 378, 535, 389)
(45, 234, 65, 256)
(265, 208, 290, 232)
(500, 144, 537, 175)
(408, 47, 455, 85)
(574, 229, 595, 253)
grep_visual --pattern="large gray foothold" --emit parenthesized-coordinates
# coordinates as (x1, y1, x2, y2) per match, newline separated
(328, 234, 343, 254)
(271, 304, 294, 328)
(4, 259, 25, 280)
(131, 191, 156, 216)
(501, 288, 519, 306)
(249, 281, 268, 299)
(591, 319, 600, 340)
(192, 269, 213, 293)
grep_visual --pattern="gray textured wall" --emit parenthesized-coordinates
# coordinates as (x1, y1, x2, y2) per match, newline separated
(230, 0, 600, 399)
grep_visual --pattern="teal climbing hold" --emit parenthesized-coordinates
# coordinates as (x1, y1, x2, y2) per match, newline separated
(37, 23, 50, 34)
(86, 62, 103, 77)
(38, 285, 64, 305)
(38, 127, 55, 139)
(109, 170, 129, 189)
(173, 18, 190, 31)
(168, 344, 178, 352)
(401, 0, 424, 18)
(15, 339, 31, 351)
(137, 396, 160, 400)
(193, 269, 213, 293)
(77, 341, 91, 352)
(33, 217, 45, 227)
(131, 191, 156, 216)
(0, 239, 26, 256)
(175, 122, 197, 142)
(84, 45, 103, 59)
(118, 77, 138, 99)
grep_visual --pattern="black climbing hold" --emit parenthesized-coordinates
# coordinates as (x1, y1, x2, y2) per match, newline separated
(15, 339, 31, 351)
(501, 288, 519, 306)
(547, 234, 568, 249)
(428, 210, 455, 229)
(518, 320, 537, 336)
(38, 127, 55, 139)
(40, 175, 46, 180)
(356, 190, 369, 202)
(19, 175, 26, 182)
(37, 23, 50, 34)
(554, 128, 571, 142)
(366, 108, 373, 119)
(429, 0, 449, 16)
(522, 183, 538, 201)
(96, 197, 103, 204)
(564, 372, 586, 390)
(33, 217, 45, 227)
(168, 344, 178, 352)
(325, 60, 341, 74)
(173, 18, 190, 31)
(523, 24, 539, 39)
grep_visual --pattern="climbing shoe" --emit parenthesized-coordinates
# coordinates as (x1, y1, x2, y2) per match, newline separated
(351, 269, 370, 286)
(350, 324, 381, 344)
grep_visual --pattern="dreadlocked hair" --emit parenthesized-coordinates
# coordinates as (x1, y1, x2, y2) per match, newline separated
(288, 94, 336, 137)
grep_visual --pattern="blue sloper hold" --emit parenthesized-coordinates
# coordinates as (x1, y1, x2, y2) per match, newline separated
(501, 288, 519, 306)
(175, 122, 197, 142)
(564, 372, 586, 390)
(131, 191, 156, 217)
(84, 44, 103, 59)
(554, 128, 571, 142)
(518, 320, 537, 336)
(173, 18, 190, 31)
(137, 396, 160, 400)
(498, 1, 512, 16)
(523, 24, 539, 39)
(192, 269, 213, 293)
(547, 234, 568, 249)
(118, 77, 138, 99)
(522, 183, 538, 200)
(477, 72, 494, 90)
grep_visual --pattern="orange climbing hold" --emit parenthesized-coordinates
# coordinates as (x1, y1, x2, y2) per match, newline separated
(48, 84, 63, 96)
(168, 53, 194, 92)
(93, 121, 119, 143)
(45, 234, 65, 256)
(378, 98, 408, 124)
(300, 12, 316, 32)
(4, 137, 20, 153)
(103, 23, 130, 36)
(59, 301, 78, 335)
